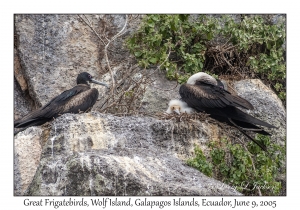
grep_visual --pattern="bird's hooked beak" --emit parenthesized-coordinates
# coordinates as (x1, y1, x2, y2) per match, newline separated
(90, 79, 109, 88)
(173, 107, 181, 115)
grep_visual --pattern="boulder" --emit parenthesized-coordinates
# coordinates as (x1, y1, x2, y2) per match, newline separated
(14, 78, 34, 121)
(140, 70, 180, 115)
(14, 127, 43, 195)
(234, 79, 286, 145)
(19, 112, 241, 196)
(14, 14, 131, 107)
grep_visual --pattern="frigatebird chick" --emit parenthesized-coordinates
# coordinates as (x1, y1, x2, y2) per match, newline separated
(166, 99, 195, 114)
(179, 72, 276, 151)
(14, 72, 108, 132)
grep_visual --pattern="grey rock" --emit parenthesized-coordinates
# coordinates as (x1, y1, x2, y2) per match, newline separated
(20, 112, 240, 196)
(14, 78, 34, 121)
(140, 70, 180, 115)
(14, 48, 28, 92)
(234, 79, 286, 145)
(14, 127, 43, 195)
(14, 14, 130, 107)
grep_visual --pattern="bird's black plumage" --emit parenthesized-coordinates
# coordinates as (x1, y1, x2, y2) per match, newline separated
(14, 72, 108, 130)
(179, 72, 276, 151)
(179, 80, 254, 111)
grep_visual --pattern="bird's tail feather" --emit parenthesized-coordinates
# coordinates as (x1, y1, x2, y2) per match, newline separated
(234, 108, 276, 128)
(229, 119, 271, 135)
(14, 118, 49, 128)
(209, 107, 276, 129)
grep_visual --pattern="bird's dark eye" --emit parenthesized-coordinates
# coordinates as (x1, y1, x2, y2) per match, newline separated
(88, 74, 92, 79)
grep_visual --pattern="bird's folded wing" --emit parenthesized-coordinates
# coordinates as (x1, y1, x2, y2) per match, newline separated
(179, 84, 254, 110)
(14, 85, 90, 128)
(43, 85, 89, 108)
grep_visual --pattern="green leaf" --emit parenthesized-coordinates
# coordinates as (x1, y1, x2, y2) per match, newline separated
(148, 20, 155, 27)
(199, 61, 203, 69)
(170, 21, 176, 31)
(149, 57, 157, 64)
(126, 14, 286, 106)
(207, 32, 213, 40)
(134, 51, 142, 57)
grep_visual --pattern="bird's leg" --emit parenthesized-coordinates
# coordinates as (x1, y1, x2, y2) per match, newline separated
(228, 118, 265, 132)
(228, 118, 268, 152)
(84, 107, 92, 113)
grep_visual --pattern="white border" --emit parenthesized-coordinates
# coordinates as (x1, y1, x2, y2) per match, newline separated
(2, 0, 296, 209)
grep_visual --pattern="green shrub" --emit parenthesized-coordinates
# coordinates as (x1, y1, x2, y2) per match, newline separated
(126, 14, 286, 103)
(188, 135, 285, 195)
(187, 145, 213, 177)
(126, 14, 218, 82)
(221, 15, 286, 101)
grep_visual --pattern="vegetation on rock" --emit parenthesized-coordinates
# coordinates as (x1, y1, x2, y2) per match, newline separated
(126, 14, 286, 103)
(187, 135, 286, 196)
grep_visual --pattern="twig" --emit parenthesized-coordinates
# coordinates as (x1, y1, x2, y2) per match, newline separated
(154, 80, 179, 92)
(98, 63, 139, 112)
(147, 45, 173, 78)
(105, 15, 128, 95)
(78, 15, 107, 46)
(143, 45, 180, 92)
(222, 36, 232, 48)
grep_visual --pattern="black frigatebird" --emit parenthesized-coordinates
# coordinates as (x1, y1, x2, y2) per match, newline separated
(178, 72, 276, 151)
(14, 72, 108, 133)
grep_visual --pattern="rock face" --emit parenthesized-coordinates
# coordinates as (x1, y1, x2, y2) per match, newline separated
(14, 14, 129, 107)
(14, 78, 35, 121)
(140, 70, 180, 115)
(21, 112, 240, 196)
(14, 14, 286, 196)
(234, 79, 286, 145)
(14, 127, 43, 195)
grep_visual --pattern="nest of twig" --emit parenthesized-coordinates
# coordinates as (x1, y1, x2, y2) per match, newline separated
(97, 64, 149, 114)
(157, 112, 258, 149)
(204, 42, 249, 79)
(156, 112, 232, 131)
